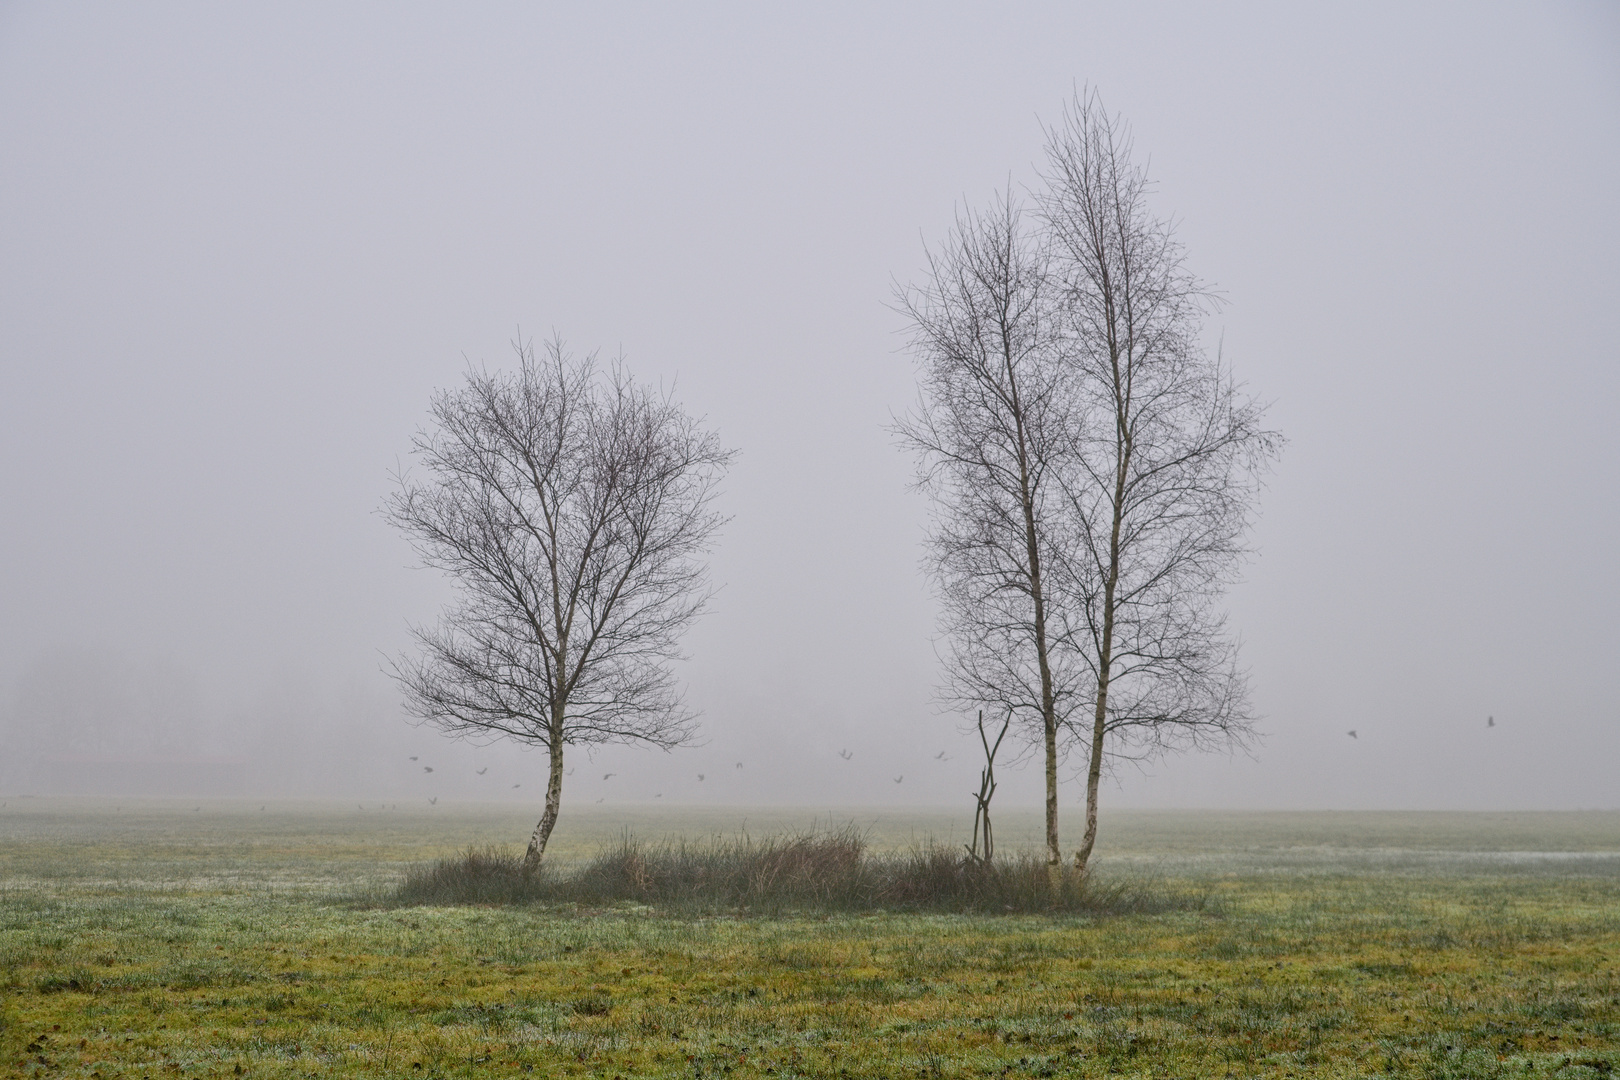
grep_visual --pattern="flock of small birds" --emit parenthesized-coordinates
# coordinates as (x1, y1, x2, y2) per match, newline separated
(398, 720, 1502, 805)
(1348, 716, 1498, 739)
(398, 743, 997, 804)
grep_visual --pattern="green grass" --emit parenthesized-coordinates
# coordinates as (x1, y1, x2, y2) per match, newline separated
(3, 801, 1619, 1078)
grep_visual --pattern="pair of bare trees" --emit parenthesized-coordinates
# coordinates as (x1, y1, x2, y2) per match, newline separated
(896, 90, 1279, 876)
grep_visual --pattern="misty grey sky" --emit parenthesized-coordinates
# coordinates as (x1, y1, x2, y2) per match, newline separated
(1, 2, 1616, 811)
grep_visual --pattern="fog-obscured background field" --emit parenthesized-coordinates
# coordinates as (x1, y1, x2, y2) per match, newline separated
(4, 801, 1617, 893)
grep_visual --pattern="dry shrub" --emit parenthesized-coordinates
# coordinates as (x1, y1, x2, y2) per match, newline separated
(391, 828, 1199, 915)
(393, 846, 535, 906)
(572, 827, 868, 908)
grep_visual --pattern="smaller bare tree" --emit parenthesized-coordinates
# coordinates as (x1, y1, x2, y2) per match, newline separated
(966, 710, 1010, 866)
(386, 338, 732, 872)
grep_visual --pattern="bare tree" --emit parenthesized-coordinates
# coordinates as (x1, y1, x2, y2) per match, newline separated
(1038, 90, 1281, 873)
(894, 194, 1085, 881)
(385, 338, 733, 872)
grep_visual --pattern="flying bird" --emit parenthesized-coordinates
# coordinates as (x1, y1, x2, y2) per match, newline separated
(595, 797, 604, 804)
(656, 793, 663, 798)
(566, 768, 575, 776)
(934, 751, 951, 762)
(428, 797, 437, 805)
(893, 775, 904, 784)
(697, 774, 705, 782)
(735, 762, 743, 769)
(603, 773, 616, 781)
(838, 749, 853, 761)
(358, 804, 364, 810)
(423, 766, 434, 773)
(1347, 730, 1357, 739)
(409, 756, 418, 762)
(1487, 715, 1496, 728)
(512, 784, 521, 789)
(476, 767, 487, 775)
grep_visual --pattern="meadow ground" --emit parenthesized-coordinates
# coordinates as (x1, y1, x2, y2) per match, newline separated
(1, 800, 1617, 1078)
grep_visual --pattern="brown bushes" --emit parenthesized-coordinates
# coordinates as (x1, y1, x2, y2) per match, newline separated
(391, 827, 1200, 915)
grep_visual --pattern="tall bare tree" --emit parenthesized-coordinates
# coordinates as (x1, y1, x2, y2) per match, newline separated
(1038, 90, 1281, 873)
(894, 194, 1084, 881)
(386, 338, 732, 872)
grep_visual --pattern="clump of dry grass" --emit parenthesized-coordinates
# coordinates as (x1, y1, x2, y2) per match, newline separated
(392, 827, 1199, 914)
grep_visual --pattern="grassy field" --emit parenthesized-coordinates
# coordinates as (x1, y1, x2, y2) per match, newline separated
(2, 800, 1617, 1078)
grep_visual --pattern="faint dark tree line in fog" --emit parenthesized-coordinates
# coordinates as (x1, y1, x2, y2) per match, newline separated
(894, 89, 1281, 877)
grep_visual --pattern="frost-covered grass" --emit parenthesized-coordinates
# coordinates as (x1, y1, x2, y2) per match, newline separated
(2, 801, 1618, 1078)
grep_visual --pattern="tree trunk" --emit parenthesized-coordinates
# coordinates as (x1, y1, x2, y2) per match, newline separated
(1073, 660, 1109, 874)
(1007, 369, 1061, 891)
(1030, 530, 1061, 889)
(1074, 555, 1115, 873)
(1043, 706, 1061, 887)
(1075, 410, 1129, 875)
(522, 740, 564, 876)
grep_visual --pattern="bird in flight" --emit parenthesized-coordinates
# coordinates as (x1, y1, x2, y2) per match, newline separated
(476, 767, 487, 775)
(603, 773, 616, 781)
(595, 797, 604, 804)
(656, 793, 663, 798)
(358, 804, 363, 810)
(409, 756, 418, 761)
(934, 751, 950, 761)
(566, 768, 575, 776)
(697, 774, 705, 781)
(428, 797, 437, 805)
(512, 783, 521, 789)
(1347, 730, 1357, 739)
(838, 749, 853, 761)
(735, 762, 743, 769)
(1487, 715, 1496, 728)
(893, 775, 904, 784)
(423, 766, 434, 773)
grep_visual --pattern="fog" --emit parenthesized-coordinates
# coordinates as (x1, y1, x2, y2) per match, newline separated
(1, 2, 1616, 811)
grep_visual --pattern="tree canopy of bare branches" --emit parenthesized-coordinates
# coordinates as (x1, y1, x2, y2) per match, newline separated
(899, 90, 1280, 880)
(1040, 90, 1280, 872)
(385, 338, 732, 871)
(893, 193, 1084, 879)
